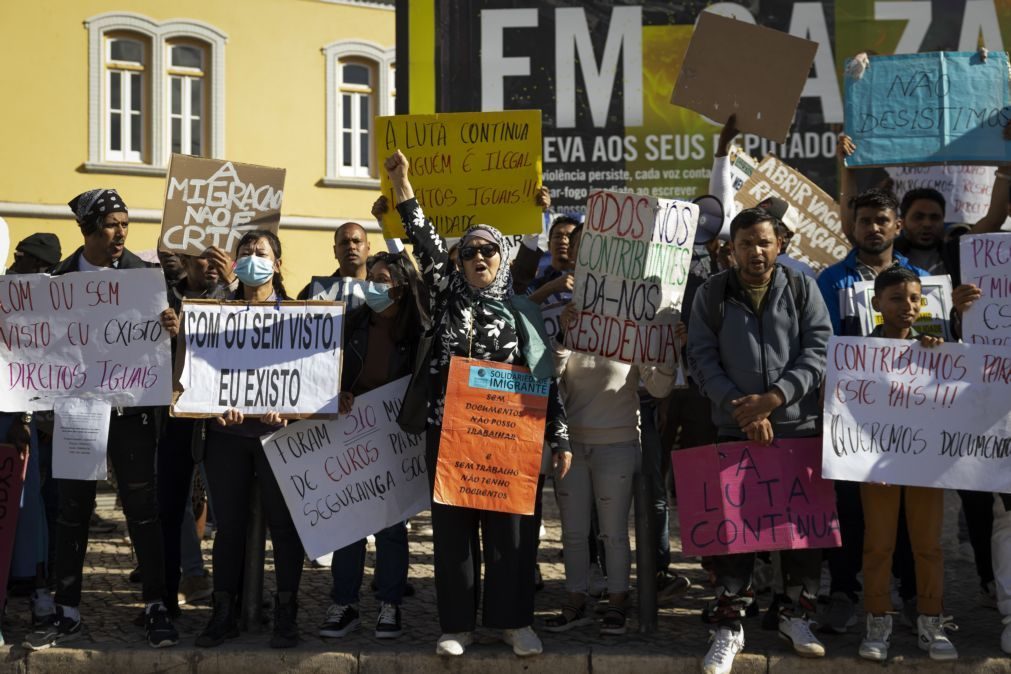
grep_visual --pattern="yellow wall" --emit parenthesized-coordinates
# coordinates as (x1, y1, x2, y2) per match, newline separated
(0, 0, 393, 290)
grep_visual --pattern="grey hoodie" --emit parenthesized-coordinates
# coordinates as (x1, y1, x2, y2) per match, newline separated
(686, 265, 831, 439)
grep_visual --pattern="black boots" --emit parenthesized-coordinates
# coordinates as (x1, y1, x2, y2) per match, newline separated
(195, 591, 239, 647)
(270, 592, 298, 649)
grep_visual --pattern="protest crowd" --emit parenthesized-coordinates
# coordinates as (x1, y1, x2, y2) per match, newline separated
(4, 34, 1011, 674)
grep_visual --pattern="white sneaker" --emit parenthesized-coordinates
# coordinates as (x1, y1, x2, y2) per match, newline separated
(702, 626, 744, 674)
(778, 616, 825, 657)
(502, 625, 542, 656)
(1001, 615, 1011, 654)
(917, 615, 958, 661)
(436, 632, 473, 656)
(858, 613, 892, 662)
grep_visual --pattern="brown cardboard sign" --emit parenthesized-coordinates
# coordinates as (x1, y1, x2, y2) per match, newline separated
(159, 154, 286, 256)
(670, 12, 817, 144)
(734, 155, 849, 273)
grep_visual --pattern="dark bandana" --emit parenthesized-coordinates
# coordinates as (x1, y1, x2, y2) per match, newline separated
(68, 189, 128, 232)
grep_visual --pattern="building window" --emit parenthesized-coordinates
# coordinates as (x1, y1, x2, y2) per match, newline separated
(167, 43, 206, 156)
(323, 40, 395, 185)
(105, 36, 146, 162)
(86, 13, 227, 175)
(339, 61, 375, 177)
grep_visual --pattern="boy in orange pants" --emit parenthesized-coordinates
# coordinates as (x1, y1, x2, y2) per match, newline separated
(858, 267, 956, 662)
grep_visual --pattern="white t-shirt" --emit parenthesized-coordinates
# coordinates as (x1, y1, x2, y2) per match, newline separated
(77, 253, 116, 272)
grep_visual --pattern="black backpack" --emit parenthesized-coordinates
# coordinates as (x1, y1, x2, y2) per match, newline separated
(703, 266, 808, 334)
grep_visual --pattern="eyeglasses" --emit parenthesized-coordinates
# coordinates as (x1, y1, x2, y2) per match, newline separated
(459, 244, 499, 261)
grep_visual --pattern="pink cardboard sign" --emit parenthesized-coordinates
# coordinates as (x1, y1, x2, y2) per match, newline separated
(672, 439, 840, 556)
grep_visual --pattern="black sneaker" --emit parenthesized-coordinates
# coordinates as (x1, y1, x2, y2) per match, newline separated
(146, 604, 179, 648)
(319, 603, 359, 638)
(375, 602, 402, 639)
(23, 608, 82, 650)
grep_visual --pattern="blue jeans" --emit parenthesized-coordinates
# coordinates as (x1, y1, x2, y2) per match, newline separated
(330, 522, 408, 605)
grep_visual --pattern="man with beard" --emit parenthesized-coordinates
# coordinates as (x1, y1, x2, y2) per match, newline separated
(893, 189, 947, 275)
(816, 189, 928, 336)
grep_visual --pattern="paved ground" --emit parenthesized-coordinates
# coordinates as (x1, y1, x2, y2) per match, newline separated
(1, 488, 1010, 672)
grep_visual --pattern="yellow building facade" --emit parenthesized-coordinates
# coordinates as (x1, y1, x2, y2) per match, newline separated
(0, 0, 395, 291)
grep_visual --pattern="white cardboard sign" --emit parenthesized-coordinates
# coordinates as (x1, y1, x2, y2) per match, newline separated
(261, 377, 429, 559)
(823, 336, 1011, 492)
(960, 234, 1011, 346)
(174, 301, 343, 416)
(0, 269, 172, 411)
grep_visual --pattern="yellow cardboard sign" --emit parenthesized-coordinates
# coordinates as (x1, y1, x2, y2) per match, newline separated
(377, 110, 543, 239)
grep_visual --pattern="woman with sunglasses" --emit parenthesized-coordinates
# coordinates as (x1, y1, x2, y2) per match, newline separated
(379, 150, 572, 658)
(317, 251, 427, 641)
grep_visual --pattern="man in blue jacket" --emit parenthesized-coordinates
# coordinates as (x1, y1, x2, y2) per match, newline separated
(814, 187, 928, 634)
(816, 188, 928, 336)
(687, 208, 832, 674)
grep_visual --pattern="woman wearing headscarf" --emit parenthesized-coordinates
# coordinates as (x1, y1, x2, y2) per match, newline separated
(318, 251, 427, 640)
(380, 150, 571, 657)
(194, 230, 306, 650)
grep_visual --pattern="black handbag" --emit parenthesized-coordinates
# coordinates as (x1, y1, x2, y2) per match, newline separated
(396, 328, 435, 435)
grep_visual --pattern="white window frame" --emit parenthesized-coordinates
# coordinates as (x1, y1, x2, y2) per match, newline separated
(323, 40, 395, 188)
(105, 37, 146, 163)
(167, 43, 207, 157)
(85, 12, 227, 175)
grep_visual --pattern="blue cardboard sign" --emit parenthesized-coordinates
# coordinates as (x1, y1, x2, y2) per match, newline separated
(844, 51, 1011, 167)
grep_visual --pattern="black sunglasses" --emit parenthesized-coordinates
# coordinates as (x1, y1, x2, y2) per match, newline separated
(459, 244, 499, 261)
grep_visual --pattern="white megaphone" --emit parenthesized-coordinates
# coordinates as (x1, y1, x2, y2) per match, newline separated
(692, 194, 729, 244)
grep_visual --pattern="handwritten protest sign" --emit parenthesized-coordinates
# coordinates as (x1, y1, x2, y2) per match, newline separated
(960, 234, 1011, 346)
(671, 439, 840, 556)
(433, 358, 547, 515)
(851, 275, 953, 340)
(159, 154, 286, 256)
(262, 377, 427, 559)
(734, 155, 848, 272)
(886, 165, 1009, 225)
(0, 269, 172, 412)
(378, 110, 542, 239)
(0, 445, 25, 611)
(540, 301, 567, 342)
(844, 51, 1011, 167)
(823, 336, 1011, 491)
(174, 301, 343, 417)
(670, 12, 817, 144)
(564, 190, 698, 369)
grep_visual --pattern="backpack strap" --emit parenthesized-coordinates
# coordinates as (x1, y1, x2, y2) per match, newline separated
(784, 266, 808, 319)
(704, 270, 731, 335)
(705, 266, 806, 335)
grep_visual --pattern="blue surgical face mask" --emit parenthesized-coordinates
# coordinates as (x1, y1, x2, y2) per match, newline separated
(363, 281, 394, 313)
(234, 255, 274, 287)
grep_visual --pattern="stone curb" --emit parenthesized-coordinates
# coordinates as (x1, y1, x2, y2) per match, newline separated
(6, 647, 1011, 674)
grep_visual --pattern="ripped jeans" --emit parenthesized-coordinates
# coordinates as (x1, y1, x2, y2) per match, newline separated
(556, 440, 638, 596)
(53, 411, 166, 607)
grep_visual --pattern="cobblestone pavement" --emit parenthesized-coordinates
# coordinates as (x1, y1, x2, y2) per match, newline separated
(1, 488, 1010, 672)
